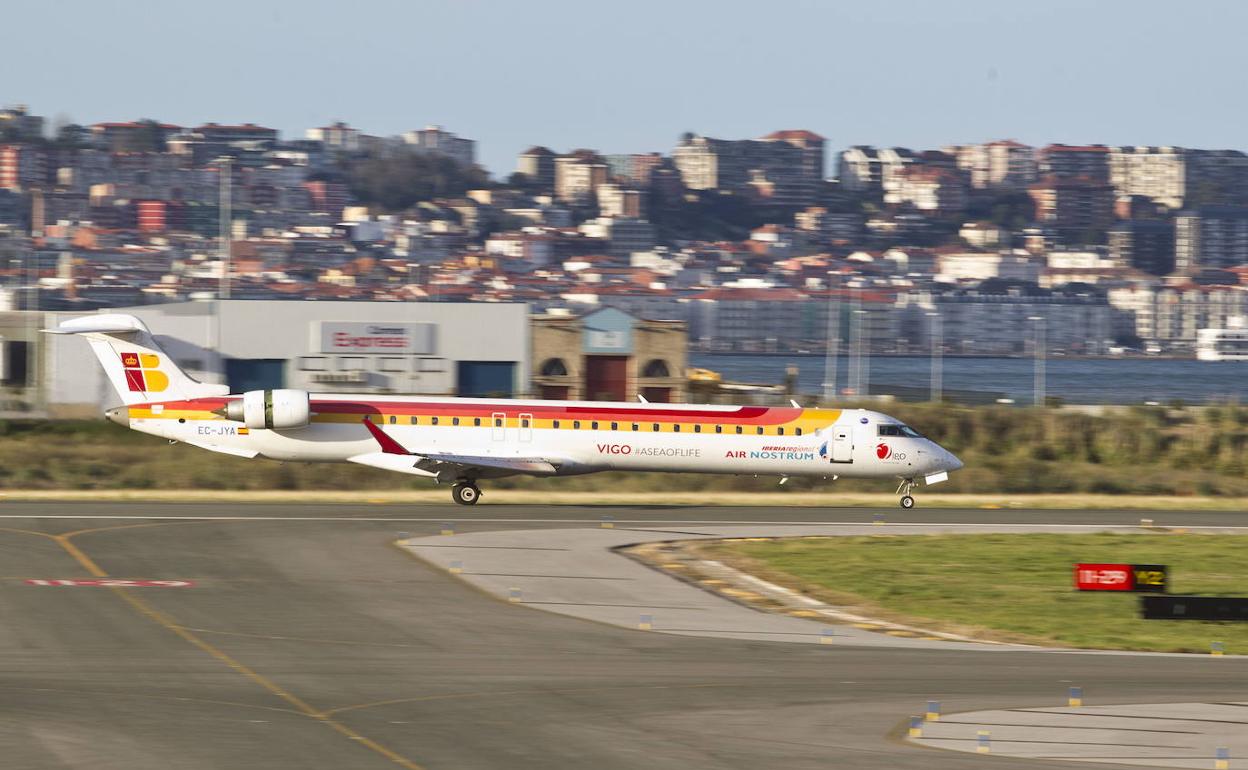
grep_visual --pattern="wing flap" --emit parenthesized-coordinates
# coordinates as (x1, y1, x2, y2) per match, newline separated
(347, 452, 438, 477)
(415, 453, 558, 476)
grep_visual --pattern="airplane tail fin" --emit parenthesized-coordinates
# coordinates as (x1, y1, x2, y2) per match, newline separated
(47, 314, 230, 405)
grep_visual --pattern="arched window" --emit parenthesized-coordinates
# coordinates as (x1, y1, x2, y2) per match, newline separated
(641, 359, 670, 378)
(540, 358, 568, 376)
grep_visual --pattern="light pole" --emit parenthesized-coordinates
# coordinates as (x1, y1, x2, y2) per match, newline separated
(1030, 315, 1046, 407)
(216, 156, 233, 386)
(821, 274, 839, 404)
(859, 309, 871, 398)
(927, 311, 942, 403)
(218, 156, 232, 301)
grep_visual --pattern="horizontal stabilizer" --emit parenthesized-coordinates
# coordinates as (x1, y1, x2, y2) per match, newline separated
(45, 314, 150, 336)
(47, 313, 229, 405)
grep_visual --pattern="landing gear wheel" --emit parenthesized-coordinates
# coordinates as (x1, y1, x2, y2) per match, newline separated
(895, 477, 918, 510)
(452, 483, 480, 506)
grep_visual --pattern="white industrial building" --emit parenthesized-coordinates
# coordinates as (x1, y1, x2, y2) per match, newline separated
(45, 300, 529, 415)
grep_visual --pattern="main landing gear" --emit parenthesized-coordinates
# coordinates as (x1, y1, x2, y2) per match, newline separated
(451, 482, 481, 506)
(896, 477, 917, 509)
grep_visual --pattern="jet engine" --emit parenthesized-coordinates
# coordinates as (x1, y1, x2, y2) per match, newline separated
(223, 389, 311, 430)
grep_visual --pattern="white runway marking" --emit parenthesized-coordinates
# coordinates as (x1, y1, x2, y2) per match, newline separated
(0, 514, 1247, 530)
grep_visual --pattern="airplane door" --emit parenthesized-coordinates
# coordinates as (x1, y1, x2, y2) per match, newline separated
(491, 412, 506, 442)
(518, 412, 533, 442)
(830, 426, 853, 463)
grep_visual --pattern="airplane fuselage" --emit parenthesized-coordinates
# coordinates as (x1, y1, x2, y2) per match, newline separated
(115, 394, 961, 482)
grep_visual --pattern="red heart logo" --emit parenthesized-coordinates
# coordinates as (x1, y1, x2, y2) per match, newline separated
(876, 443, 890, 459)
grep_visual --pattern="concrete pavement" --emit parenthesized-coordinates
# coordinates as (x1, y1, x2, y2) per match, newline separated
(1, 502, 1246, 770)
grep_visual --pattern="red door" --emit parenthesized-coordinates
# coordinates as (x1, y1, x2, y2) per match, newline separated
(540, 385, 570, 400)
(584, 356, 628, 401)
(641, 386, 671, 403)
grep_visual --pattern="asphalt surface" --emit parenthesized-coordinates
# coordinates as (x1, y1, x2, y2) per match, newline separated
(2, 502, 1247, 770)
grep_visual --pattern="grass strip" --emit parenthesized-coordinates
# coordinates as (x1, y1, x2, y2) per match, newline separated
(704, 533, 1248, 653)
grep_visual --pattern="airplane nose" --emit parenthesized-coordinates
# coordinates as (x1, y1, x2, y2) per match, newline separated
(104, 407, 129, 427)
(946, 451, 963, 471)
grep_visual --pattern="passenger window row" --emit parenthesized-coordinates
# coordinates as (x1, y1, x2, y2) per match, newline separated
(377, 416, 802, 436)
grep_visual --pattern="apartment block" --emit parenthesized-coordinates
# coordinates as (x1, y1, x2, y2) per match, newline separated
(673, 130, 823, 206)
(838, 146, 916, 195)
(1036, 144, 1111, 182)
(597, 183, 644, 218)
(954, 140, 1037, 189)
(90, 121, 183, 151)
(554, 150, 608, 205)
(518, 146, 556, 191)
(0, 144, 46, 191)
(306, 122, 361, 152)
(403, 125, 476, 167)
(0, 105, 45, 141)
(888, 166, 968, 213)
(1107, 220, 1175, 275)
(1111, 146, 1248, 209)
(193, 123, 279, 145)
(1028, 175, 1114, 237)
(604, 152, 664, 186)
(1174, 206, 1248, 273)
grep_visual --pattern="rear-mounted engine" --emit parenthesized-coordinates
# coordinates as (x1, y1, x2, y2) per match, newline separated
(223, 389, 311, 430)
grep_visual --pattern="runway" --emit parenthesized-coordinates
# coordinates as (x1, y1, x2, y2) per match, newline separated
(2, 502, 1246, 770)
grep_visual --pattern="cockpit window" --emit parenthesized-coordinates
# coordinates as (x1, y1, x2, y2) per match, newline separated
(879, 424, 923, 438)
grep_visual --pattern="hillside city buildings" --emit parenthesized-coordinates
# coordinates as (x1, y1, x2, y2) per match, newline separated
(2, 101, 1248, 394)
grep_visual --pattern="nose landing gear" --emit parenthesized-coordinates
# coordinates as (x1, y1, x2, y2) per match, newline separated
(452, 481, 481, 506)
(896, 478, 917, 509)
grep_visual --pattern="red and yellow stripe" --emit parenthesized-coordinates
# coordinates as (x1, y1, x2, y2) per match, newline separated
(125, 398, 841, 437)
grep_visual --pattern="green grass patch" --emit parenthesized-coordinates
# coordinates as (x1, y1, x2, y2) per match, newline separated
(706, 533, 1248, 653)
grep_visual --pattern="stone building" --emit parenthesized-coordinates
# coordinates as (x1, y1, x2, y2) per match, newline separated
(531, 307, 686, 403)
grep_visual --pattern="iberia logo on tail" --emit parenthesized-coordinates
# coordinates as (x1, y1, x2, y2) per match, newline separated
(120, 351, 169, 392)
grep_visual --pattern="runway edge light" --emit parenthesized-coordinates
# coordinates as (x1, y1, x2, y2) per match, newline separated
(1068, 686, 1083, 708)
(976, 730, 990, 754)
(925, 701, 940, 721)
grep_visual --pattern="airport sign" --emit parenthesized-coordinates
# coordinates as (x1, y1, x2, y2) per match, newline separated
(1074, 563, 1167, 592)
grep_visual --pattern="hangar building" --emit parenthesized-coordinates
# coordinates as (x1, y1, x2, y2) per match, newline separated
(46, 300, 529, 414)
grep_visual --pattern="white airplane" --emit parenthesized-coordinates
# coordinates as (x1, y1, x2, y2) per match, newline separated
(53, 313, 963, 508)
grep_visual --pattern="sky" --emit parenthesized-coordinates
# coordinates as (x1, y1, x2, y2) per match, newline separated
(5, 0, 1248, 177)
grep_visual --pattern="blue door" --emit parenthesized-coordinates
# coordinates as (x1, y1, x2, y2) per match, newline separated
(225, 358, 286, 393)
(456, 361, 515, 397)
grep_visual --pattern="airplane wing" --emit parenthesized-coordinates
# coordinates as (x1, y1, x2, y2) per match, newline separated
(358, 417, 559, 479)
(414, 453, 557, 476)
(346, 452, 438, 477)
